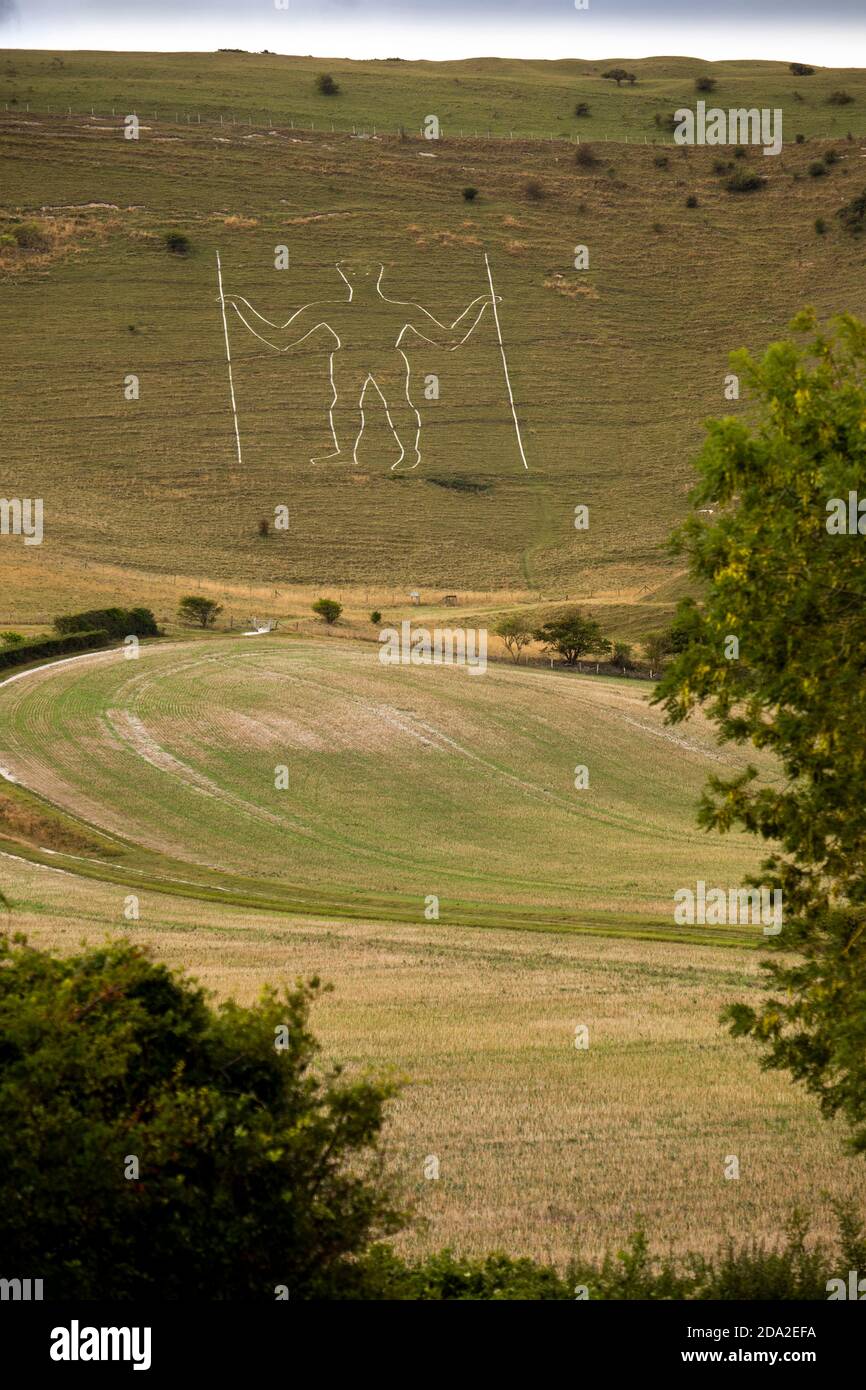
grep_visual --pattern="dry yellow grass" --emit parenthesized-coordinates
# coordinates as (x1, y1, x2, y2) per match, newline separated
(4, 852, 864, 1267)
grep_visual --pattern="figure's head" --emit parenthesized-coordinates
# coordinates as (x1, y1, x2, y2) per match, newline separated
(336, 259, 383, 289)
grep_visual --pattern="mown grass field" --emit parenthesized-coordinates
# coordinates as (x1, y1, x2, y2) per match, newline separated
(0, 635, 776, 936)
(4, 850, 865, 1266)
(2, 53, 866, 601)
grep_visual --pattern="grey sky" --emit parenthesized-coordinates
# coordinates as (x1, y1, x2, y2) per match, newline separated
(1, 0, 864, 63)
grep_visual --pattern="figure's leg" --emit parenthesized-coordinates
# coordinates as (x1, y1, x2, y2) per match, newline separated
(373, 351, 422, 471)
(311, 354, 365, 464)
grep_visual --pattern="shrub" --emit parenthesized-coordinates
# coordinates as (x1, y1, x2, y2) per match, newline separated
(0, 631, 25, 647)
(733, 145, 748, 159)
(827, 90, 854, 106)
(574, 102, 591, 117)
(370, 610, 382, 625)
(713, 158, 733, 173)
(258, 518, 269, 537)
(836, 189, 866, 235)
(695, 76, 716, 93)
(815, 217, 827, 234)
(523, 179, 545, 201)
(312, 598, 342, 624)
(163, 230, 190, 255)
(790, 63, 815, 76)
(54, 607, 158, 639)
(825, 148, 841, 165)
(725, 168, 763, 193)
(575, 144, 599, 168)
(316, 73, 340, 96)
(653, 153, 669, 169)
(809, 160, 828, 177)
(11, 220, 49, 251)
(0, 629, 110, 673)
(0, 936, 403, 1299)
(685, 194, 699, 208)
(654, 112, 678, 132)
(795, 132, 806, 143)
(462, 186, 478, 201)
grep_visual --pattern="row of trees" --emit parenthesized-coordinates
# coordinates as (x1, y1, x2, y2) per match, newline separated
(494, 607, 692, 672)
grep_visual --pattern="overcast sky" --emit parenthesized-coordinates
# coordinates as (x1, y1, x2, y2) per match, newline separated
(0, 0, 863, 65)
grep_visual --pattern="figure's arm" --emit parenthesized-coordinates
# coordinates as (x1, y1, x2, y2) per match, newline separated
(400, 293, 501, 350)
(221, 295, 340, 352)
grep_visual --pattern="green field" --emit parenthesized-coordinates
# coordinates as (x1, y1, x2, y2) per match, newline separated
(4, 51, 866, 141)
(2, 52, 866, 600)
(0, 635, 775, 940)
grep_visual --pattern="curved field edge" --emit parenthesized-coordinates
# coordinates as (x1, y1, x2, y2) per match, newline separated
(0, 638, 765, 947)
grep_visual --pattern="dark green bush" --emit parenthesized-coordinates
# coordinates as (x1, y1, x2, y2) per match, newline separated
(54, 606, 158, 639)
(725, 168, 764, 193)
(0, 629, 110, 673)
(163, 230, 190, 255)
(0, 936, 402, 1300)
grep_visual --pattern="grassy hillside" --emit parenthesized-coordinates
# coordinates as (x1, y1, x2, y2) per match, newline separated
(0, 635, 775, 938)
(6, 850, 866, 1265)
(1, 52, 866, 601)
(4, 51, 866, 141)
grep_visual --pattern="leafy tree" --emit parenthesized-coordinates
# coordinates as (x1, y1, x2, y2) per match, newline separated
(789, 63, 815, 76)
(643, 630, 672, 669)
(0, 934, 403, 1299)
(533, 608, 610, 666)
(495, 613, 535, 663)
(602, 68, 636, 86)
(178, 595, 222, 629)
(653, 311, 866, 1148)
(695, 76, 717, 93)
(312, 598, 342, 624)
(316, 73, 340, 96)
(611, 641, 634, 671)
(723, 908, 866, 1154)
(0, 631, 25, 647)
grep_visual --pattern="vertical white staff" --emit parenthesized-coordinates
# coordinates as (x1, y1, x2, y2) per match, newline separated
(216, 250, 243, 466)
(484, 251, 528, 470)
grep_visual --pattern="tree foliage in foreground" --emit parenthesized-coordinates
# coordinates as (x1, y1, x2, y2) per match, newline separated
(0, 935, 402, 1299)
(653, 311, 866, 1149)
(0, 935, 864, 1298)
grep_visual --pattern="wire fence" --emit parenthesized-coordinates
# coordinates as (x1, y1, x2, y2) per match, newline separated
(1, 100, 751, 147)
